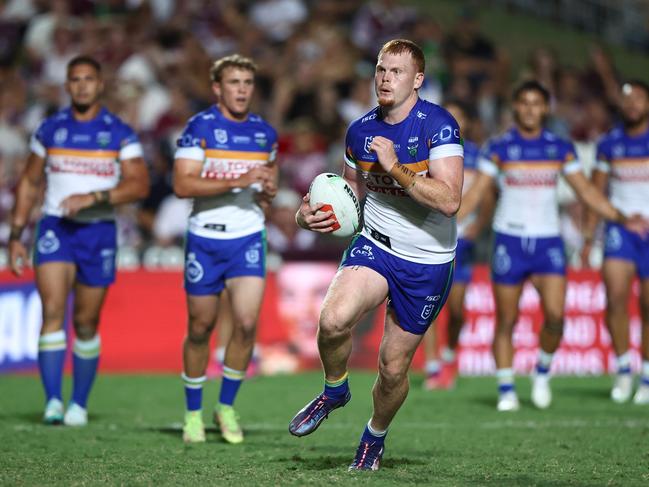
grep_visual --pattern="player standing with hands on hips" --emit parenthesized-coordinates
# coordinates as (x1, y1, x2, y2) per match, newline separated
(8, 55, 149, 426)
(289, 39, 464, 471)
(174, 54, 278, 444)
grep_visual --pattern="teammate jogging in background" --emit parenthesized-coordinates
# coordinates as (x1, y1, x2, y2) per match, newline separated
(289, 39, 464, 471)
(460, 80, 649, 412)
(422, 99, 495, 390)
(582, 80, 649, 404)
(8, 55, 149, 426)
(174, 54, 278, 444)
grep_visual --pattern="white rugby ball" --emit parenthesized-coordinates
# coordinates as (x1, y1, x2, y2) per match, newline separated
(308, 173, 361, 238)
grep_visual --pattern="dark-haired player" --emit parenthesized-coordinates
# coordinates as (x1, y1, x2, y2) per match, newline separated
(8, 55, 149, 426)
(460, 80, 649, 411)
(582, 80, 649, 404)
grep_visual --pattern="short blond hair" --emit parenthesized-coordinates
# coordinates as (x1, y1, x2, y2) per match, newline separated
(210, 54, 257, 82)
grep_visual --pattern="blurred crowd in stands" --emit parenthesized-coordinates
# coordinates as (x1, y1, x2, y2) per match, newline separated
(0, 0, 636, 268)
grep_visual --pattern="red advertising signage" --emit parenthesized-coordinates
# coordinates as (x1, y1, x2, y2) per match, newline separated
(0, 265, 642, 374)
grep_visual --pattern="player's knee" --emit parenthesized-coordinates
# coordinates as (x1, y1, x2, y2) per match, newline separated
(41, 302, 66, 326)
(318, 308, 351, 340)
(495, 317, 516, 335)
(231, 321, 257, 345)
(187, 318, 214, 344)
(543, 318, 564, 337)
(378, 359, 407, 387)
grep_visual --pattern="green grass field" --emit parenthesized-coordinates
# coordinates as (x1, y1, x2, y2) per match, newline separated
(1, 372, 648, 486)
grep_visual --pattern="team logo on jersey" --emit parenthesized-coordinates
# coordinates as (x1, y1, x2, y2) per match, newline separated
(97, 131, 112, 147)
(185, 252, 204, 283)
(101, 248, 115, 276)
(254, 132, 267, 148)
(546, 145, 558, 158)
(54, 128, 68, 144)
(492, 244, 511, 275)
(364, 136, 374, 154)
(605, 226, 623, 252)
(416, 111, 427, 119)
(349, 244, 374, 260)
(214, 129, 228, 144)
(507, 145, 521, 160)
(612, 144, 625, 158)
(408, 144, 418, 157)
(37, 230, 60, 255)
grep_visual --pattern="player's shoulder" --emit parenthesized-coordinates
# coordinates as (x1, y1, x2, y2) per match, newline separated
(348, 106, 381, 133)
(596, 124, 624, 149)
(98, 108, 136, 135)
(541, 128, 575, 151)
(36, 108, 71, 134)
(483, 127, 514, 152)
(246, 112, 278, 140)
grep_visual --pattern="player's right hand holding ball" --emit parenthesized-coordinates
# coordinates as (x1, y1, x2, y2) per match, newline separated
(295, 193, 336, 233)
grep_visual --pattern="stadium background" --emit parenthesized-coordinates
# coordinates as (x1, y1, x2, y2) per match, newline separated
(0, 0, 648, 375)
(2, 2, 649, 486)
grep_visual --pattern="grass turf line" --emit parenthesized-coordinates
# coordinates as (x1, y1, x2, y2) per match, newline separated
(1, 372, 648, 486)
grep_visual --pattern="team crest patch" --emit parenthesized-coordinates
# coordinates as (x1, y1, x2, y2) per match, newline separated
(507, 145, 521, 160)
(214, 129, 228, 144)
(54, 128, 68, 144)
(408, 144, 418, 157)
(97, 131, 111, 147)
(37, 230, 60, 255)
(185, 252, 204, 283)
(420, 295, 441, 321)
(245, 248, 260, 265)
(364, 136, 374, 154)
(492, 245, 511, 275)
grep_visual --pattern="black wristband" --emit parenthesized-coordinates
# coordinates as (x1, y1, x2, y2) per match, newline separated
(9, 225, 24, 241)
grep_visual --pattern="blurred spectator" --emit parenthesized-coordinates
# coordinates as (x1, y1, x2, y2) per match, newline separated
(249, 0, 307, 43)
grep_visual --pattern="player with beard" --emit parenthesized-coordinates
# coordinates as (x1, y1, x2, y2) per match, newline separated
(8, 55, 149, 426)
(582, 81, 649, 404)
(460, 80, 649, 412)
(289, 39, 464, 470)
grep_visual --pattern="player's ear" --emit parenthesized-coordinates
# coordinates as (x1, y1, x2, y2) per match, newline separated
(211, 81, 221, 99)
(414, 72, 424, 91)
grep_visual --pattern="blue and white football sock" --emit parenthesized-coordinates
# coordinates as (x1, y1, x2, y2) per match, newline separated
(616, 351, 632, 375)
(441, 347, 456, 364)
(219, 366, 245, 406)
(497, 368, 515, 395)
(361, 419, 388, 445)
(324, 371, 350, 402)
(38, 330, 66, 402)
(536, 350, 553, 375)
(71, 335, 101, 408)
(425, 360, 441, 376)
(641, 360, 649, 386)
(182, 373, 206, 411)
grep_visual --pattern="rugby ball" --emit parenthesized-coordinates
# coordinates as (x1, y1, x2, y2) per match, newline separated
(308, 173, 361, 238)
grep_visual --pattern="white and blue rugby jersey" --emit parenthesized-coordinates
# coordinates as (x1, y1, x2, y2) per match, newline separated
(344, 98, 464, 264)
(458, 139, 480, 239)
(596, 125, 649, 217)
(478, 128, 582, 237)
(175, 105, 278, 239)
(30, 107, 143, 222)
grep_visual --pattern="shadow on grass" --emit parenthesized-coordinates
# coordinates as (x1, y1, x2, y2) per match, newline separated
(275, 454, 426, 471)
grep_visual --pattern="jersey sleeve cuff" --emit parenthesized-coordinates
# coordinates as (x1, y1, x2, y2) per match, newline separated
(344, 154, 358, 170)
(119, 142, 144, 160)
(478, 157, 499, 177)
(594, 159, 611, 173)
(429, 143, 464, 160)
(29, 135, 46, 158)
(562, 159, 583, 175)
(175, 146, 205, 161)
